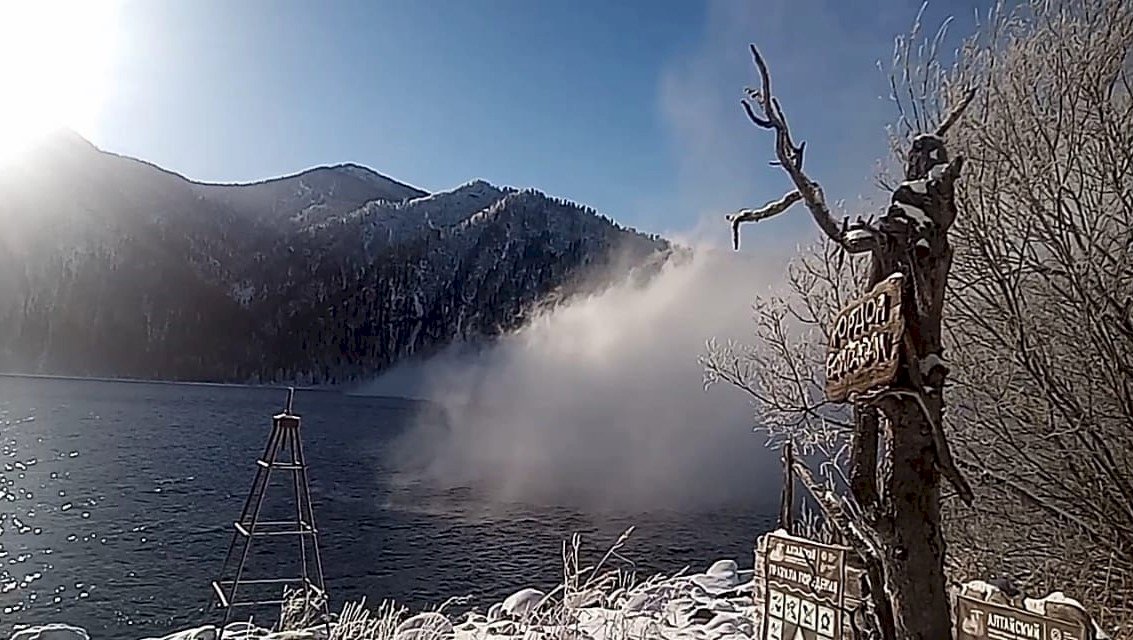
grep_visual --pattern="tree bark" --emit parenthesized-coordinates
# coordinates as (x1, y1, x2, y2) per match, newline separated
(870, 134, 960, 640)
(878, 398, 949, 640)
(849, 406, 880, 509)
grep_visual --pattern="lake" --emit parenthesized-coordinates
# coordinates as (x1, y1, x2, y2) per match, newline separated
(0, 376, 775, 639)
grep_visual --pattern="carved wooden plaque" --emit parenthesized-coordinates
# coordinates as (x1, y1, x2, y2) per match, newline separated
(824, 274, 906, 402)
(955, 594, 1089, 640)
(761, 532, 848, 640)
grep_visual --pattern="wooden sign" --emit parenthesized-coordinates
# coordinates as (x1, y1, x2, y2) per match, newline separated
(955, 594, 1088, 640)
(825, 274, 906, 402)
(762, 532, 848, 640)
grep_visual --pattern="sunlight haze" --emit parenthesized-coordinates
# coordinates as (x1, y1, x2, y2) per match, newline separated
(0, 0, 981, 237)
(0, 0, 122, 165)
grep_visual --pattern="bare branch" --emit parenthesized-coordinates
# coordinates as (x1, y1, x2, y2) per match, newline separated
(742, 44, 874, 253)
(792, 460, 896, 640)
(726, 191, 802, 250)
(742, 100, 774, 129)
(934, 86, 977, 137)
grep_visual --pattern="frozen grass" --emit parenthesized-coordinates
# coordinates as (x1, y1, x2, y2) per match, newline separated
(257, 528, 755, 640)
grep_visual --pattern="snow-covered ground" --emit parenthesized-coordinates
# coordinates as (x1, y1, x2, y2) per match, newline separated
(6, 558, 759, 640)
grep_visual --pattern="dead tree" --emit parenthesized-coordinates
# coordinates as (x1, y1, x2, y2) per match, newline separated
(730, 45, 975, 640)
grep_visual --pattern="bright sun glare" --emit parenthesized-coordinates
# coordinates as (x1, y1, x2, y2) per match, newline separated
(0, 0, 121, 164)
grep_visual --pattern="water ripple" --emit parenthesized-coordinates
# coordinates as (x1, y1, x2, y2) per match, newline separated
(0, 377, 774, 639)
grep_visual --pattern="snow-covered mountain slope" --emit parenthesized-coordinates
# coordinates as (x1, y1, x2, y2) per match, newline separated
(317, 179, 515, 256)
(0, 132, 670, 384)
(193, 162, 427, 227)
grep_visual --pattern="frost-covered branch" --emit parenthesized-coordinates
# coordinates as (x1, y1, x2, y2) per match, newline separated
(790, 460, 896, 640)
(739, 45, 877, 254)
(934, 87, 977, 137)
(726, 191, 801, 250)
(935, 0, 1133, 625)
(701, 241, 868, 452)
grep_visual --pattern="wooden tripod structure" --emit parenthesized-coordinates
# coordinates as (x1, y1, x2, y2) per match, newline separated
(211, 388, 330, 631)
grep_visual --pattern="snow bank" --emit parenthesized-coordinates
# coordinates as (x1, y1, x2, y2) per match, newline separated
(6, 559, 759, 640)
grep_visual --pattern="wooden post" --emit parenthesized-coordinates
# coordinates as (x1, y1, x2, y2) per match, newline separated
(779, 441, 795, 534)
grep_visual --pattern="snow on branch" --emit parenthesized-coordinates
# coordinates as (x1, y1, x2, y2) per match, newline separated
(934, 87, 977, 137)
(726, 191, 802, 250)
(737, 45, 878, 255)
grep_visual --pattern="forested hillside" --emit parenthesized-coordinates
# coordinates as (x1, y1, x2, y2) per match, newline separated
(0, 131, 669, 383)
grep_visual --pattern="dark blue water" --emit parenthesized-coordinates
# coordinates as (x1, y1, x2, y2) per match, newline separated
(0, 376, 774, 638)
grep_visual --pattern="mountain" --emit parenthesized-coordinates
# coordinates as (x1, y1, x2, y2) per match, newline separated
(0, 131, 670, 384)
(194, 163, 427, 228)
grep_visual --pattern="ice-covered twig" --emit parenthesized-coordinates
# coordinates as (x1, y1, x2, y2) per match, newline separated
(790, 460, 895, 640)
(934, 87, 977, 137)
(726, 191, 802, 250)
(791, 461, 882, 558)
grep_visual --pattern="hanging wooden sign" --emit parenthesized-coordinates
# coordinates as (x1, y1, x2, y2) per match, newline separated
(824, 273, 906, 402)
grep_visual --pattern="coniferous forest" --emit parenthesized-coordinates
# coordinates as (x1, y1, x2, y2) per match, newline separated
(0, 132, 670, 383)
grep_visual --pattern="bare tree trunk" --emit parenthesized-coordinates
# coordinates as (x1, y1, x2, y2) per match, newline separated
(849, 406, 880, 508)
(870, 135, 961, 640)
(879, 400, 948, 639)
(729, 45, 975, 640)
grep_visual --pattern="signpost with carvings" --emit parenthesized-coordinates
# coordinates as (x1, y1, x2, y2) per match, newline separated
(762, 532, 848, 640)
(824, 274, 906, 402)
(955, 595, 1089, 640)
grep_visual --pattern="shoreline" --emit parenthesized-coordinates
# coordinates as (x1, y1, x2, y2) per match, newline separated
(0, 372, 447, 410)
(0, 371, 324, 390)
(7, 555, 760, 640)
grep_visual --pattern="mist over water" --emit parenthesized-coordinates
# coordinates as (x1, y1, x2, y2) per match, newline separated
(359, 245, 794, 513)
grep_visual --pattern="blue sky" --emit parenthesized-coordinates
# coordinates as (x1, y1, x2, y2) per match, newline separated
(90, 0, 988, 242)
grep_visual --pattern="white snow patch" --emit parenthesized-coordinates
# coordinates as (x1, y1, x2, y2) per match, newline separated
(929, 163, 948, 180)
(844, 228, 872, 245)
(501, 587, 545, 618)
(894, 202, 932, 228)
(18, 556, 767, 640)
(919, 353, 948, 377)
(902, 178, 928, 194)
(960, 579, 1004, 600)
(913, 133, 942, 145)
(139, 627, 217, 640)
(394, 612, 453, 640)
(1023, 592, 1110, 639)
(7, 625, 89, 640)
(690, 559, 743, 595)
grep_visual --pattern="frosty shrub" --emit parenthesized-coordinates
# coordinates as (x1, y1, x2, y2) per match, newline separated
(939, 0, 1133, 630)
(703, 0, 1133, 633)
(263, 529, 743, 640)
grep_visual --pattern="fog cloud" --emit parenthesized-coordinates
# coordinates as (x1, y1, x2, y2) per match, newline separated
(355, 0, 921, 514)
(360, 243, 803, 513)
